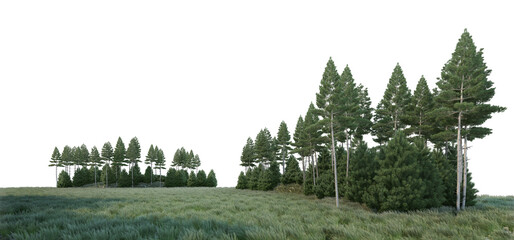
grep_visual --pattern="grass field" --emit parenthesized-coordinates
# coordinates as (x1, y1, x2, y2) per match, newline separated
(1, 187, 513, 239)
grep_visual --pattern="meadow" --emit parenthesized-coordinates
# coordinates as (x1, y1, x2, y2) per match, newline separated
(0, 187, 513, 239)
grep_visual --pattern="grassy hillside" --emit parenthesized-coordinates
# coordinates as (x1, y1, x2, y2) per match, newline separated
(1, 187, 513, 239)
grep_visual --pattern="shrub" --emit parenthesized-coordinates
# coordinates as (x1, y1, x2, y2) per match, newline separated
(57, 170, 72, 188)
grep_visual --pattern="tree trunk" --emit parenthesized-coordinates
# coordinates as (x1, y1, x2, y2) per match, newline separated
(94, 165, 97, 187)
(106, 162, 109, 188)
(282, 147, 286, 174)
(315, 152, 319, 179)
(131, 161, 134, 188)
(456, 80, 464, 212)
(301, 156, 306, 184)
(150, 162, 153, 185)
(55, 165, 58, 187)
(462, 135, 468, 210)
(346, 131, 350, 178)
(311, 154, 315, 186)
(331, 112, 340, 208)
(159, 168, 162, 187)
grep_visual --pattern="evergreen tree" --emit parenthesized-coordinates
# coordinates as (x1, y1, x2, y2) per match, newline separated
(57, 170, 72, 188)
(240, 137, 256, 171)
(364, 131, 430, 212)
(61, 145, 73, 175)
(413, 140, 445, 208)
(282, 155, 303, 185)
(277, 121, 291, 174)
(190, 153, 201, 171)
(113, 137, 127, 187)
(126, 137, 141, 187)
(196, 170, 207, 187)
(315, 57, 342, 207)
(354, 85, 373, 140)
(101, 142, 114, 187)
(436, 29, 505, 211)
(187, 171, 197, 187)
(404, 76, 435, 142)
(49, 147, 61, 187)
(179, 170, 189, 187)
(144, 166, 152, 184)
(254, 128, 273, 166)
(154, 146, 166, 187)
(79, 144, 90, 169)
(248, 164, 263, 190)
(292, 116, 307, 183)
(101, 164, 114, 187)
(303, 164, 314, 195)
(118, 169, 131, 187)
(89, 146, 103, 187)
(130, 162, 143, 185)
(303, 103, 323, 186)
(145, 144, 156, 185)
(206, 170, 217, 187)
(72, 167, 90, 187)
(345, 142, 377, 203)
(236, 171, 247, 189)
(372, 63, 411, 144)
(165, 168, 178, 187)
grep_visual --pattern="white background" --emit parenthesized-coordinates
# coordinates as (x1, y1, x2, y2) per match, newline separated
(1, 1, 512, 195)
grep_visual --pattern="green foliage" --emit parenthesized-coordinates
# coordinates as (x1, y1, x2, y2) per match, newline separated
(282, 155, 303, 185)
(276, 121, 291, 171)
(240, 137, 256, 168)
(49, 147, 61, 167)
(206, 170, 217, 187)
(72, 167, 91, 187)
(372, 63, 411, 144)
(235, 171, 247, 189)
(144, 166, 152, 184)
(196, 170, 207, 187)
(165, 168, 180, 187)
(187, 172, 197, 187)
(303, 164, 314, 195)
(101, 164, 114, 187)
(314, 171, 335, 199)
(248, 165, 263, 190)
(345, 142, 377, 203)
(118, 169, 131, 188)
(56, 170, 72, 188)
(258, 161, 281, 191)
(113, 137, 127, 182)
(130, 163, 143, 185)
(254, 128, 273, 165)
(404, 76, 435, 140)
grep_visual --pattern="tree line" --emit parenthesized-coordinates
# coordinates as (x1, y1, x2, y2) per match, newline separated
(49, 137, 217, 188)
(236, 29, 505, 212)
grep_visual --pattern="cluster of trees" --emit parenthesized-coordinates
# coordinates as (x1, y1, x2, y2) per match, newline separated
(165, 169, 217, 187)
(236, 29, 504, 212)
(50, 137, 215, 188)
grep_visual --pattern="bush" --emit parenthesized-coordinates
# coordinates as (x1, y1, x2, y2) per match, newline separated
(206, 170, 217, 187)
(57, 170, 72, 188)
(275, 184, 303, 194)
(73, 167, 91, 187)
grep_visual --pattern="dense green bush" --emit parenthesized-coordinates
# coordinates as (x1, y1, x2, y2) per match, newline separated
(57, 170, 72, 188)
(206, 170, 217, 187)
(281, 155, 302, 185)
(345, 142, 378, 203)
(73, 167, 91, 187)
(187, 172, 197, 187)
(236, 171, 247, 189)
(118, 169, 131, 187)
(196, 170, 207, 187)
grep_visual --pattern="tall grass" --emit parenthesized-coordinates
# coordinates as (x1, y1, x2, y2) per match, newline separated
(1, 188, 513, 239)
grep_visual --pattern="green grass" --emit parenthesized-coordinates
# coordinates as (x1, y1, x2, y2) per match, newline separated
(1, 188, 513, 239)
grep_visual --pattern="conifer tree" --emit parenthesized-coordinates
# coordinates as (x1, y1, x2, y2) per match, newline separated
(254, 128, 273, 166)
(282, 155, 303, 185)
(345, 142, 377, 203)
(79, 144, 90, 169)
(436, 29, 505, 211)
(404, 76, 435, 143)
(190, 153, 201, 171)
(89, 146, 102, 187)
(292, 116, 307, 183)
(126, 137, 141, 187)
(101, 142, 113, 187)
(240, 137, 256, 171)
(277, 121, 291, 174)
(354, 85, 373, 140)
(49, 147, 61, 187)
(145, 145, 156, 185)
(197, 170, 207, 187)
(154, 146, 165, 187)
(57, 170, 72, 188)
(206, 170, 217, 187)
(144, 166, 152, 184)
(372, 63, 411, 144)
(414, 140, 445, 208)
(236, 171, 247, 189)
(118, 169, 131, 187)
(315, 57, 342, 207)
(113, 137, 127, 187)
(187, 171, 197, 187)
(61, 145, 73, 175)
(100, 164, 113, 187)
(303, 103, 323, 186)
(165, 168, 178, 187)
(248, 164, 263, 190)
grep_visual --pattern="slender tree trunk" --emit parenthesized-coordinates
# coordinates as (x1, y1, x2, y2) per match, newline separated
(315, 152, 319, 179)
(282, 146, 286, 174)
(346, 131, 350, 178)
(311, 154, 315, 186)
(456, 80, 464, 212)
(106, 162, 109, 188)
(331, 112, 340, 208)
(94, 165, 97, 187)
(55, 165, 58, 187)
(150, 162, 153, 185)
(462, 135, 468, 210)
(301, 157, 306, 184)
(131, 161, 134, 188)
(159, 168, 162, 187)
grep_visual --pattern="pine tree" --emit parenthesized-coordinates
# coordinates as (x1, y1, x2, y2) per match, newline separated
(196, 170, 207, 187)
(240, 137, 256, 171)
(236, 171, 247, 189)
(315, 57, 342, 207)
(345, 142, 377, 203)
(113, 137, 127, 187)
(126, 137, 141, 187)
(254, 128, 273, 166)
(372, 63, 411, 144)
(154, 146, 166, 187)
(413, 140, 445, 208)
(49, 147, 61, 187)
(248, 164, 263, 190)
(206, 170, 217, 187)
(165, 168, 178, 187)
(57, 170, 72, 188)
(89, 146, 102, 187)
(145, 145, 156, 185)
(100, 164, 113, 187)
(403, 76, 435, 143)
(187, 171, 197, 187)
(282, 155, 303, 185)
(61, 145, 73, 175)
(144, 166, 152, 184)
(436, 29, 505, 211)
(118, 169, 131, 187)
(79, 144, 90, 169)
(303, 103, 323, 186)
(292, 116, 307, 184)
(101, 142, 114, 188)
(277, 121, 291, 174)
(190, 153, 201, 171)
(354, 85, 373, 140)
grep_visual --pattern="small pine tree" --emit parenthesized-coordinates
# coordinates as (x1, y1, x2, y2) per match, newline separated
(57, 170, 72, 188)
(101, 164, 114, 187)
(236, 171, 247, 189)
(282, 155, 303, 184)
(345, 142, 377, 203)
(187, 172, 197, 187)
(196, 170, 207, 187)
(72, 167, 90, 187)
(118, 169, 131, 188)
(144, 166, 152, 184)
(165, 168, 178, 187)
(248, 164, 263, 190)
(206, 170, 217, 187)
(303, 164, 314, 195)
